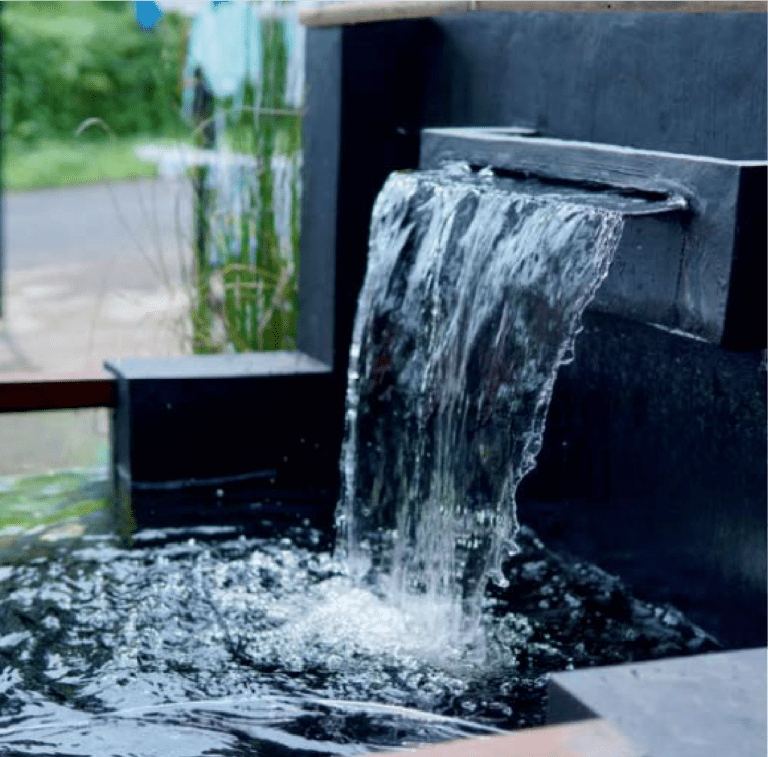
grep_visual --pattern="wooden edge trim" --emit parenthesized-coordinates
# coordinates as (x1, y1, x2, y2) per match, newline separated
(300, 1, 766, 26)
(301, 1, 471, 26)
(359, 718, 642, 757)
(0, 371, 116, 412)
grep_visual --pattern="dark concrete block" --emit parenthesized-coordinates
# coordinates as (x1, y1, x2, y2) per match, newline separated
(518, 312, 767, 649)
(297, 26, 342, 369)
(547, 648, 768, 757)
(105, 352, 343, 531)
(300, 19, 441, 376)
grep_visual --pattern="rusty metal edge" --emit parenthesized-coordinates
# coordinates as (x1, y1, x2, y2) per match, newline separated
(359, 718, 642, 757)
(0, 370, 116, 412)
(300, 1, 765, 26)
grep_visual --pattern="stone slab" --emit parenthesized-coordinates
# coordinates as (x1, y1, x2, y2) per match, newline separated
(548, 648, 767, 757)
(420, 128, 766, 348)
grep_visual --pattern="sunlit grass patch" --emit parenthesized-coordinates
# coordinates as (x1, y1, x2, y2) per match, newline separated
(4, 137, 160, 192)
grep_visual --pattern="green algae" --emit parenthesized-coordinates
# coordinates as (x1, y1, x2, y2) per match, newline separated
(0, 470, 110, 531)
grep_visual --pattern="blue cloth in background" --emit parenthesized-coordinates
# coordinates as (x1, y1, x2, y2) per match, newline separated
(182, 2, 305, 120)
(185, 1, 261, 105)
(134, 1, 163, 31)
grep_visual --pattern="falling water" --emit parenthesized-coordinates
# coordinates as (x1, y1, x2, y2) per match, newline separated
(336, 165, 625, 645)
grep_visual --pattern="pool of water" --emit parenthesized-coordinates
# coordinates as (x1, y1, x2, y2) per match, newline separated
(0, 475, 719, 756)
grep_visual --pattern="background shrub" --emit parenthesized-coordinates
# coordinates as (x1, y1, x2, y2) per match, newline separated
(2, 1, 189, 143)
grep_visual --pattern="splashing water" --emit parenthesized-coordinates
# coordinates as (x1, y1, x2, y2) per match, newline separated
(336, 166, 624, 648)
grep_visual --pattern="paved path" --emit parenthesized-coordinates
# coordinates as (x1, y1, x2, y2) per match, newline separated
(1, 177, 195, 374)
(0, 177, 195, 475)
(6, 177, 191, 274)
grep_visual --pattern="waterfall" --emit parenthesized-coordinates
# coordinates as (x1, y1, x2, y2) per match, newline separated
(336, 165, 624, 642)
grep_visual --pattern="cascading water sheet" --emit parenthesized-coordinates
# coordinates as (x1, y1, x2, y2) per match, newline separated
(337, 166, 624, 638)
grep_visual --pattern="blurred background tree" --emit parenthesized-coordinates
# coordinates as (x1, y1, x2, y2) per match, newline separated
(3, 0, 188, 141)
(2, 1, 190, 189)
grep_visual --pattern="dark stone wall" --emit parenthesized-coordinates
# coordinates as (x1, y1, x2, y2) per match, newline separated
(517, 312, 767, 649)
(299, 10, 767, 648)
(301, 10, 767, 374)
(422, 12, 767, 160)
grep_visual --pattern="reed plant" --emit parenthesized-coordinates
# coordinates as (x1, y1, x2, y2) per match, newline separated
(190, 7, 302, 355)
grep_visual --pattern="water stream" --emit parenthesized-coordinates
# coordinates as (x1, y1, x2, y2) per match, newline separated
(337, 165, 624, 643)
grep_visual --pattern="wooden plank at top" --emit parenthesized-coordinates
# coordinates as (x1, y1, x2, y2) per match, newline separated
(301, 1, 472, 26)
(359, 718, 641, 757)
(0, 371, 116, 412)
(300, 1, 765, 26)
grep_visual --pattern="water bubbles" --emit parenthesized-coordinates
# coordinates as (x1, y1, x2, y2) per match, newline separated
(477, 166, 495, 181)
(41, 615, 60, 631)
(443, 161, 472, 178)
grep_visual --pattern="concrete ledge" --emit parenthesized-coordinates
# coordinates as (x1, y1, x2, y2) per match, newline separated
(362, 718, 641, 757)
(548, 648, 768, 757)
(105, 352, 343, 530)
(105, 351, 329, 380)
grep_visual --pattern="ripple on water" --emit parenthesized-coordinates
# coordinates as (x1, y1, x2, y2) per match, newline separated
(0, 525, 718, 756)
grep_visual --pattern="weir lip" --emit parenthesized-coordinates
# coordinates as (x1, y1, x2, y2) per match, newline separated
(421, 128, 766, 348)
(465, 163, 689, 216)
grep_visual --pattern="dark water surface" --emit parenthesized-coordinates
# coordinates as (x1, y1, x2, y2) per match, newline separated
(0, 522, 717, 757)
(0, 523, 507, 756)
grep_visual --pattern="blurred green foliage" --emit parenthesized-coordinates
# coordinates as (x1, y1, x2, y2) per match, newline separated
(2, 1, 190, 143)
(2, 1, 302, 354)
